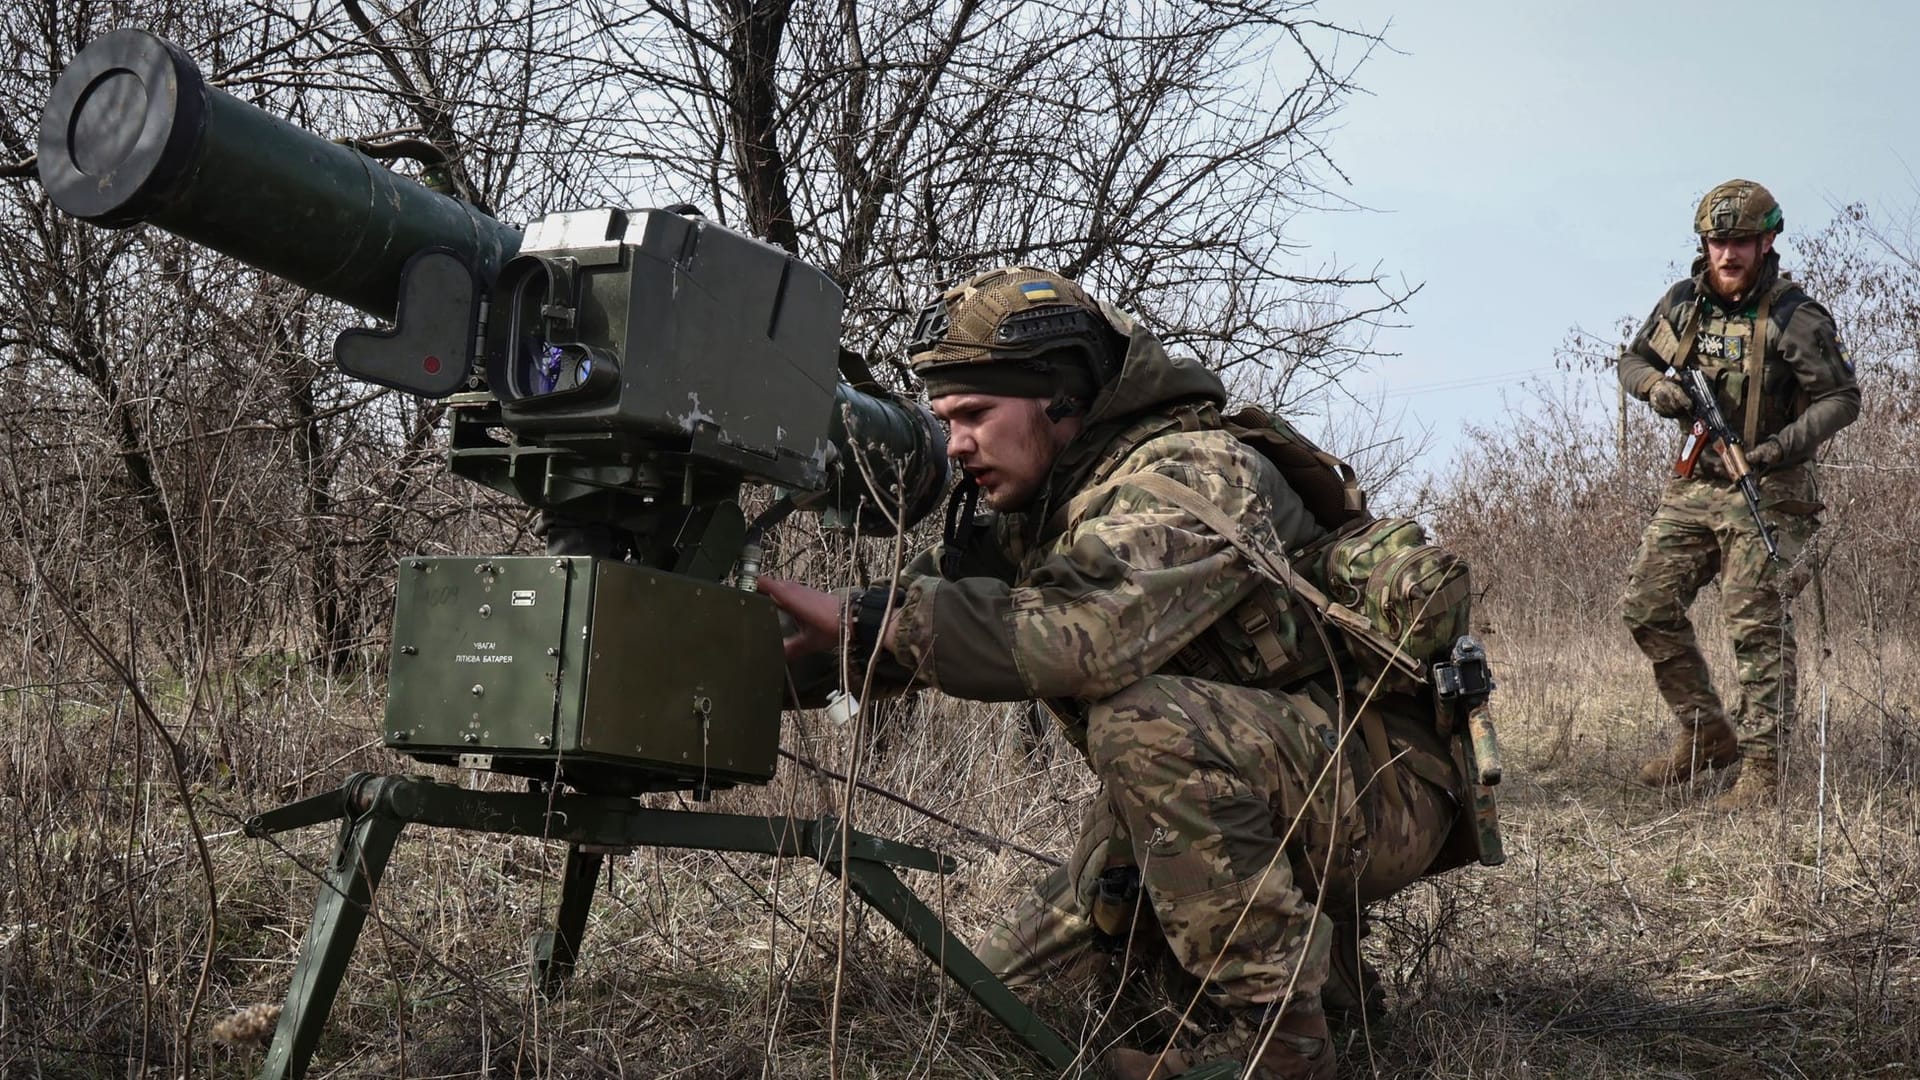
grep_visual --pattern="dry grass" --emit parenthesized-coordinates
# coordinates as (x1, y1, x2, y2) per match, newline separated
(3, 585, 1918, 1079)
(1353, 621, 1920, 1079)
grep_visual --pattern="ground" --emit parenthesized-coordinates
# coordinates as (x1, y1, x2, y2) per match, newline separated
(3, 619, 1915, 1078)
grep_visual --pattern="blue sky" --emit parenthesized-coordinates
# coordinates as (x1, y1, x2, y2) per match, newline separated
(1288, 0, 1919, 462)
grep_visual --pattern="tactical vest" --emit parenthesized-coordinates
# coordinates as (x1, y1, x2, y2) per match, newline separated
(1046, 402, 1356, 696)
(1648, 277, 1811, 448)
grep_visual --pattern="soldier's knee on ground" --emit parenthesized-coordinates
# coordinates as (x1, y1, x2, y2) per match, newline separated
(975, 805, 1122, 988)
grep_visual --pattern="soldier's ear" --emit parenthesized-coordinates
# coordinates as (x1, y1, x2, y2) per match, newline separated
(1760, 233, 1776, 256)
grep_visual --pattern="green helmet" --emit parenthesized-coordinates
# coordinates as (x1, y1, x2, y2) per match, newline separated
(1694, 179, 1784, 239)
(905, 266, 1121, 403)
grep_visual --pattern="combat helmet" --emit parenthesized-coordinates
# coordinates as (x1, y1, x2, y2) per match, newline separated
(1695, 179, 1784, 239)
(905, 266, 1124, 413)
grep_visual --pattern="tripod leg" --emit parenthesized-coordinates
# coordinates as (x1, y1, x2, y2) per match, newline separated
(534, 844, 604, 998)
(838, 859, 1079, 1073)
(257, 811, 404, 1080)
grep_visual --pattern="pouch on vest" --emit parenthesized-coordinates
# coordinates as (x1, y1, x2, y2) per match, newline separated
(1355, 545, 1472, 696)
(1176, 583, 1333, 691)
(1724, 370, 1747, 406)
(1321, 516, 1427, 610)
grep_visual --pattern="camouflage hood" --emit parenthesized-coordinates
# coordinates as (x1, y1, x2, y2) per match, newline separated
(1077, 305, 1229, 428)
(1022, 310, 1229, 537)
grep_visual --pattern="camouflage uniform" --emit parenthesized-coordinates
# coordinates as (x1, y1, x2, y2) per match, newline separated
(1618, 182, 1859, 791)
(855, 269, 1465, 1050)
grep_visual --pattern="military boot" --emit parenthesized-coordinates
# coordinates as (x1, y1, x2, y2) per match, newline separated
(1635, 717, 1740, 788)
(1322, 919, 1385, 1027)
(1713, 755, 1778, 811)
(1105, 1005, 1334, 1080)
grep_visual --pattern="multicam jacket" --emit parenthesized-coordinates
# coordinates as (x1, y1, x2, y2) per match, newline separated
(879, 321, 1327, 732)
(814, 318, 1471, 878)
(1618, 253, 1859, 468)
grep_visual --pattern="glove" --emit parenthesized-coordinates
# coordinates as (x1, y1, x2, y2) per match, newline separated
(1647, 379, 1692, 419)
(1744, 439, 1783, 474)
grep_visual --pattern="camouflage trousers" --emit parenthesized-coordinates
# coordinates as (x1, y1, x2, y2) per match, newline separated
(1620, 467, 1822, 761)
(975, 674, 1453, 1023)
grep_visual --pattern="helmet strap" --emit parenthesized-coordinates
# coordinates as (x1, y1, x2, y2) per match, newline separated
(1045, 391, 1087, 421)
(940, 474, 984, 578)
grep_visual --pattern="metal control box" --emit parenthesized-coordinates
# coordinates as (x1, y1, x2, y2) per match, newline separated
(385, 556, 783, 793)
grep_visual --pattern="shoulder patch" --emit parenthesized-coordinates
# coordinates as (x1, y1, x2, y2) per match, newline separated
(1816, 324, 1854, 374)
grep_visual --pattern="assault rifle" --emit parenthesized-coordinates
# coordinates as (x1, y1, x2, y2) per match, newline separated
(1673, 367, 1779, 562)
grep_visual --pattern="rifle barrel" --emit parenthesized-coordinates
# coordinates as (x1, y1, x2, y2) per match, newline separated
(1739, 478, 1780, 561)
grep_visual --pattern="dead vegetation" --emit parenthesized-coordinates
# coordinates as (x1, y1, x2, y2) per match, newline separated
(4, 205, 1920, 1080)
(4, 2, 1920, 1077)
(3, 550, 1918, 1078)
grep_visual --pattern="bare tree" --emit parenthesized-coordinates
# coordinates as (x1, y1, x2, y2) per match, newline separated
(0, 2, 1418, 1072)
(596, 0, 1409, 395)
(3, 0, 1405, 672)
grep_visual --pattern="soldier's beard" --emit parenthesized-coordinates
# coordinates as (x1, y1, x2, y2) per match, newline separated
(1708, 259, 1759, 301)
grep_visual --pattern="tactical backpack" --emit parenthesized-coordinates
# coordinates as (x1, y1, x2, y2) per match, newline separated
(1065, 403, 1502, 867)
(1220, 406, 1473, 693)
(1316, 516, 1472, 694)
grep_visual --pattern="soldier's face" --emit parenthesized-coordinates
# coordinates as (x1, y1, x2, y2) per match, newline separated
(932, 393, 1082, 511)
(1705, 233, 1774, 299)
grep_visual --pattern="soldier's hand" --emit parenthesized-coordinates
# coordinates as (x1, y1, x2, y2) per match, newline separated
(1744, 439, 1783, 474)
(1647, 378, 1692, 419)
(758, 577, 843, 660)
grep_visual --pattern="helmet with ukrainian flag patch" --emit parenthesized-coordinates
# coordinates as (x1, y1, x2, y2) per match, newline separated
(905, 266, 1123, 405)
(1694, 179, 1783, 239)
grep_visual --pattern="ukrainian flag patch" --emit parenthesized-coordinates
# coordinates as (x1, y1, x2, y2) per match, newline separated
(1019, 281, 1059, 302)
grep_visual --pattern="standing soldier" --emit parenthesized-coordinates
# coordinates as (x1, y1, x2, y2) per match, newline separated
(1618, 180, 1859, 810)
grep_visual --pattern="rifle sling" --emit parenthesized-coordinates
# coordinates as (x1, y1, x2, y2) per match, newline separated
(1670, 296, 1702, 371)
(1744, 289, 1774, 448)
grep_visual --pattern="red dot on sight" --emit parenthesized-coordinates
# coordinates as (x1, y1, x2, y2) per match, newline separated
(423, 355, 442, 374)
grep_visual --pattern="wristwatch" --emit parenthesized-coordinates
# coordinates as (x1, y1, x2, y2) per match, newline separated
(846, 585, 909, 667)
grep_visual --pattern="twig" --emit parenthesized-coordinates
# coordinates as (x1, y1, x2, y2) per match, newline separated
(1579, 810, 1649, 936)
(826, 461, 915, 1080)
(31, 570, 221, 1075)
(777, 747, 1061, 868)
(1817, 684, 1829, 902)
(277, 738, 383, 791)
